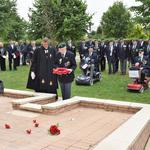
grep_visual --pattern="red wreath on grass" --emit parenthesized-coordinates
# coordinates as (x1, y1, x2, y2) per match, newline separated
(53, 68, 71, 75)
(49, 125, 60, 135)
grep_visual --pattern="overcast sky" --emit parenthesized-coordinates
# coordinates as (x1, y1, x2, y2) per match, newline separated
(16, 0, 140, 30)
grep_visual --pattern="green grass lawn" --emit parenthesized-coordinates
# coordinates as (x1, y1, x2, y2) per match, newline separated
(0, 64, 150, 104)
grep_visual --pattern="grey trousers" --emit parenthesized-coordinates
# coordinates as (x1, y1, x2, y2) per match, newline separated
(120, 59, 127, 74)
(60, 82, 72, 100)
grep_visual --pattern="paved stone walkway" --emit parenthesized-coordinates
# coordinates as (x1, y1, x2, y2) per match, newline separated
(0, 96, 133, 150)
(145, 138, 150, 150)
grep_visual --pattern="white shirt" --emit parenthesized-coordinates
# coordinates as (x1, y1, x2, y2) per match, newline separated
(11, 44, 14, 49)
(110, 46, 113, 56)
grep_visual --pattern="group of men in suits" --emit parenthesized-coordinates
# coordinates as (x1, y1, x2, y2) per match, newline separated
(0, 40, 37, 72)
(0, 41, 17, 71)
(78, 39, 150, 76)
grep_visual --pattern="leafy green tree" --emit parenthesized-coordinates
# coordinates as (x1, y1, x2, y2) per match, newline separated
(28, 0, 60, 40)
(131, 0, 150, 36)
(128, 24, 147, 39)
(97, 25, 102, 35)
(101, 1, 133, 38)
(0, 0, 26, 41)
(29, 0, 92, 41)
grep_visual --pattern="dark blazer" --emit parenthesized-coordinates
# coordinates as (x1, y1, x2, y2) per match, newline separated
(79, 42, 88, 58)
(105, 45, 117, 62)
(99, 44, 106, 59)
(55, 51, 77, 83)
(84, 52, 99, 71)
(134, 55, 148, 67)
(7, 44, 17, 58)
(66, 44, 76, 56)
(118, 44, 128, 60)
(84, 52, 98, 65)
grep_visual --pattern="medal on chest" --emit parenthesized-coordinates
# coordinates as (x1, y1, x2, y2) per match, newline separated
(65, 61, 70, 67)
(50, 54, 52, 58)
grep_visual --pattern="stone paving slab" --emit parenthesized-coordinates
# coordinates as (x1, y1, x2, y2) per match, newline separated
(0, 96, 132, 150)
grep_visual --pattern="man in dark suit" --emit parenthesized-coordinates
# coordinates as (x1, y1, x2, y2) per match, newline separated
(85, 46, 99, 72)
(86, 39, 94, 48)
(0, 42, 6, 71)
(106, 41, 117, 74)
(26, 37, 58, 96)
(7, 41, 17, 70)
(146, 39, 150, 58)
(114, 40, 119, 73)
(118, 40, 128, 75)
(55, 43, 77, 100)
(82, 46, 99, 78)
(134, 50, 150, 83)
(66, 40, 76, 57)
(130, 40, 138, 65)
(78, 40, 88, 60)
(99, 41, 106, 71)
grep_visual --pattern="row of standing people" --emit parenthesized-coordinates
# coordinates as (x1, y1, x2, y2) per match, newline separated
(0, 40, 76, 72)
(0, 40, 37, 71)
(1, 38, 150, 75)
(78, 39, 150, 75)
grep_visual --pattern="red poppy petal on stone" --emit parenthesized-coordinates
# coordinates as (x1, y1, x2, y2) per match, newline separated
(33, 120, 36, 123)
(26, 129, 32, 134)
(34, 123, 39, 127)
(5, 124, 11, 129)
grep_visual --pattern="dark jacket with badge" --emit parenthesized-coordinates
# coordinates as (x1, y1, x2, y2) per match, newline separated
(55, 51, 77, 83)
(118, 44, 128, 60)
(26, 45, 58, 93)
(84, 52, 98, 66)
(134, 55, 148, 67)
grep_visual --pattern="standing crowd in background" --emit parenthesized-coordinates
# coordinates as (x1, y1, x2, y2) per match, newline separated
(0, 39, 150, 76)
(1, 38, 150, 100)
(78, 39, 150, 75)
(0, 40, 37, 71)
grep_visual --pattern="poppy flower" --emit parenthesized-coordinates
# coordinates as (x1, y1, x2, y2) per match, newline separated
(49, 125, 60, 135)
(5, 124, 11, 129)
(26, 129, 32, 134)
(33, 120, 36, 123)
(34, 123, 39, 127)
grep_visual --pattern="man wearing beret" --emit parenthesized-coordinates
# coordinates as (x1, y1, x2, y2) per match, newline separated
(26, 37, 58, 97)
(55, 42, 77, 100)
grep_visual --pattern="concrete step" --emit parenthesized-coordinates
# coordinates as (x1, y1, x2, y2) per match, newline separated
(20, 103, 42, 113)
